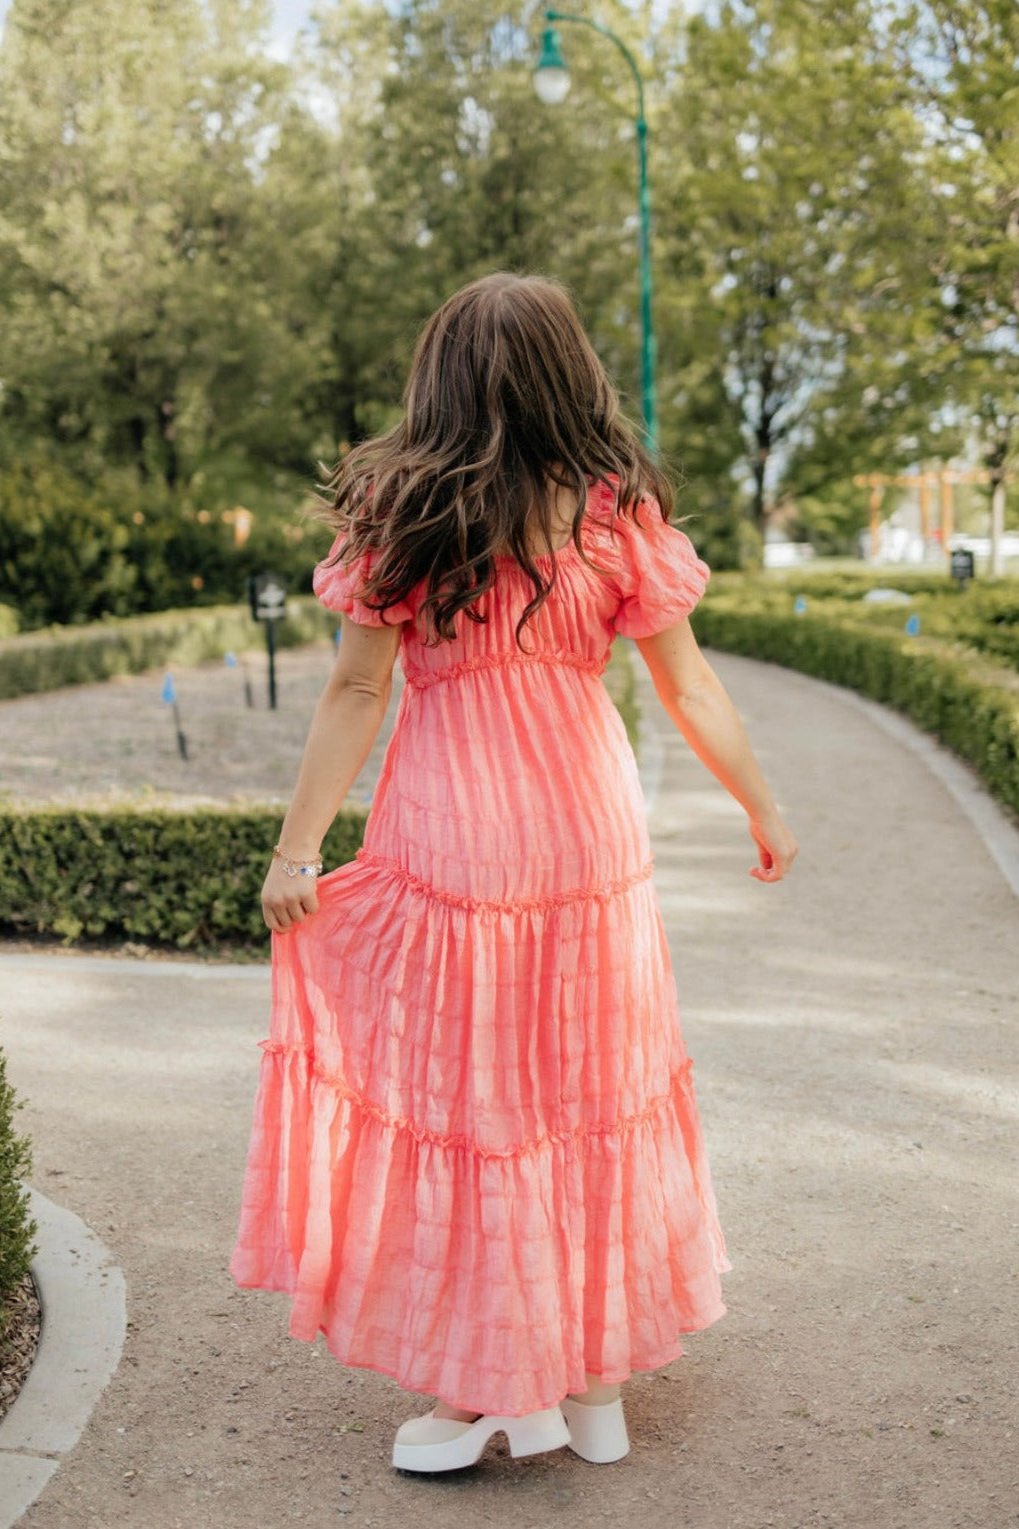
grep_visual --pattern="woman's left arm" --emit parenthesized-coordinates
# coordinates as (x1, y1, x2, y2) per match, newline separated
(261, 616, 403, 933)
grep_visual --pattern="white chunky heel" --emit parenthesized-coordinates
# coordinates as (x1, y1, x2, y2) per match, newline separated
(559, 1394, 630, 1463)
(392, 1403, 571, 1472)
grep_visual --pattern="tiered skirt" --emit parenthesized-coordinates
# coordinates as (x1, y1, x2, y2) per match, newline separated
(228, 846, 732, 1417)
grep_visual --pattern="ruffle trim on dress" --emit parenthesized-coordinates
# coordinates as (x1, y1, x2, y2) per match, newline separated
(255, 1039, 694, 1160)
(231, 1039, 732, 1411)
(402, 648, 611, 689)
(351, 847, 655, 913)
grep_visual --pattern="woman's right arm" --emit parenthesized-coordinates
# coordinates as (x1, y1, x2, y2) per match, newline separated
(633, 619, 799, 883)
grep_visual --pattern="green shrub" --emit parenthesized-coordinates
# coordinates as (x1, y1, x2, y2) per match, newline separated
(755, 567, 958, 599)
(0, 1048, 39, 1345)
(0, 606, 18, 639)
(0, 805, 370, 953)
(0, 457, 331, 630)
(705, 572, 1019, 672)
(840, 586, 1019, 670)
(0, 459, 143, 628)
(0, 595, 338, 701)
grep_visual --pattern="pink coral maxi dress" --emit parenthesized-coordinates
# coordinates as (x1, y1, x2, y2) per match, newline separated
(228, 479, 732, 1417)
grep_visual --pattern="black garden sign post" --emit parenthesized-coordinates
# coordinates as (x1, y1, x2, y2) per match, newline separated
(248, 571, 288, 710)
(949, 547, 975, 590)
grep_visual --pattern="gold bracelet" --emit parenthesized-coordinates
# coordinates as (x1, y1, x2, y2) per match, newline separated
(272, 843, 324, 879)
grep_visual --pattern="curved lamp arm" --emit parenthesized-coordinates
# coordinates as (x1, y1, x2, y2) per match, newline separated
(544, 7, 647, 121)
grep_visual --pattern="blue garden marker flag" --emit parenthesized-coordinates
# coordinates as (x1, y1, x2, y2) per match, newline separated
(162, 671, 188, 759)
(905, 614, 920, 636)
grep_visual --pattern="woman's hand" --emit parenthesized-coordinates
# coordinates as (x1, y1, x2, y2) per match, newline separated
(261, 860, 321, 933)
(747, 809, 799, 883)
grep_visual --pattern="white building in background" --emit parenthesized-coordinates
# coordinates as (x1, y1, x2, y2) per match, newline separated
(763, 526, 816, 568)
(856, 486, 1019, 567)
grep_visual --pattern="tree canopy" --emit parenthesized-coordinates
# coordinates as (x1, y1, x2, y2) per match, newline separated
(0, 0, 1015, 572)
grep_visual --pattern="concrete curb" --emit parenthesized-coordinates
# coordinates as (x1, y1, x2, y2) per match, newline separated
(0, 1187, 127, 1529)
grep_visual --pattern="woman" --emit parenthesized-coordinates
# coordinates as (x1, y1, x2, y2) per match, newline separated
(229, 271, 798, 1474)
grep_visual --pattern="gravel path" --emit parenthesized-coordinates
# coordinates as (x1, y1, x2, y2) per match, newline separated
(1, 649, 1017, 1529)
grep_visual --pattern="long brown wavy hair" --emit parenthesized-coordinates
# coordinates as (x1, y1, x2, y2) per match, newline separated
(313, 271, 680, 648)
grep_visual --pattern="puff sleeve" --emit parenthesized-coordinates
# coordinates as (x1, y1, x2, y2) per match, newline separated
(611, 506, 711, 639)
(311, 534, 414, 626)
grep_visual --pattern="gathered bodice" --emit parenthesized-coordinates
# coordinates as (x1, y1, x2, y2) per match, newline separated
(312, 482, 711, 676)
(309, 486, 712, 905)
(397, 536, 618, 691)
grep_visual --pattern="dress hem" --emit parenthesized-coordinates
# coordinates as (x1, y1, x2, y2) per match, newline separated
(228, 1267, 730, 1418)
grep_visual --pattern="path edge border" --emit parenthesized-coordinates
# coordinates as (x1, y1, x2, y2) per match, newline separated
(0, 1185, 127, 1529)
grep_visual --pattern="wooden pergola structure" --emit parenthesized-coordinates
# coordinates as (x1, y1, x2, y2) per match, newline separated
(853, 467, 1015, 568)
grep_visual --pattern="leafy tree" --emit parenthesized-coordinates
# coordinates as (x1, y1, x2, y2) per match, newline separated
(304, 0, 677, 436)
(655, 0, 945, 542)
(896, 0, 1019, 571)
(0, 0, 300, 483)
(0, 0, 1014, 591)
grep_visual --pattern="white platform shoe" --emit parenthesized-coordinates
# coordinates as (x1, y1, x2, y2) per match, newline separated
(558, 1393, 631, 1462)
(392, 1403, 572, 1472)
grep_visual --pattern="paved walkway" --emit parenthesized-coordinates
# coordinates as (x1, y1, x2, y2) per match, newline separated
(2, 649, 1017, 1529)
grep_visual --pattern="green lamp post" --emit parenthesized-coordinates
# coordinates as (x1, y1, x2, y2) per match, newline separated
(534, 8, 658, 453)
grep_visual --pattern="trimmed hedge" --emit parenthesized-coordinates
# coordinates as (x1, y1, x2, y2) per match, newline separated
(731, 568, 961, 598)
(691, 600, 1019, 820)
(0, 595, 338, 701)
(0, 805, 370, 954)
(709, 571, 1019, 671)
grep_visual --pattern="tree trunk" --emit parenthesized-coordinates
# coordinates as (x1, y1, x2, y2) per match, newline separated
(128, 412, 149, 481)
(989, 475, 1005, 578)
(160, 397, 178, 489)
(750, 331, 777, 533)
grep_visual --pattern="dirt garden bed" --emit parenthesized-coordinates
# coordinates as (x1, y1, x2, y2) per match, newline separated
(0, 1272, 42, 1428)
(0, 639, 373, 812)
(0, 637, 636, 813)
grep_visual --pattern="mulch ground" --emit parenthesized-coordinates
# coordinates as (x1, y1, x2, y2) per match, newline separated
(1, 637, 633, 814)
(0, 1272, 41, 1428)
(0, 640, 372, 812)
